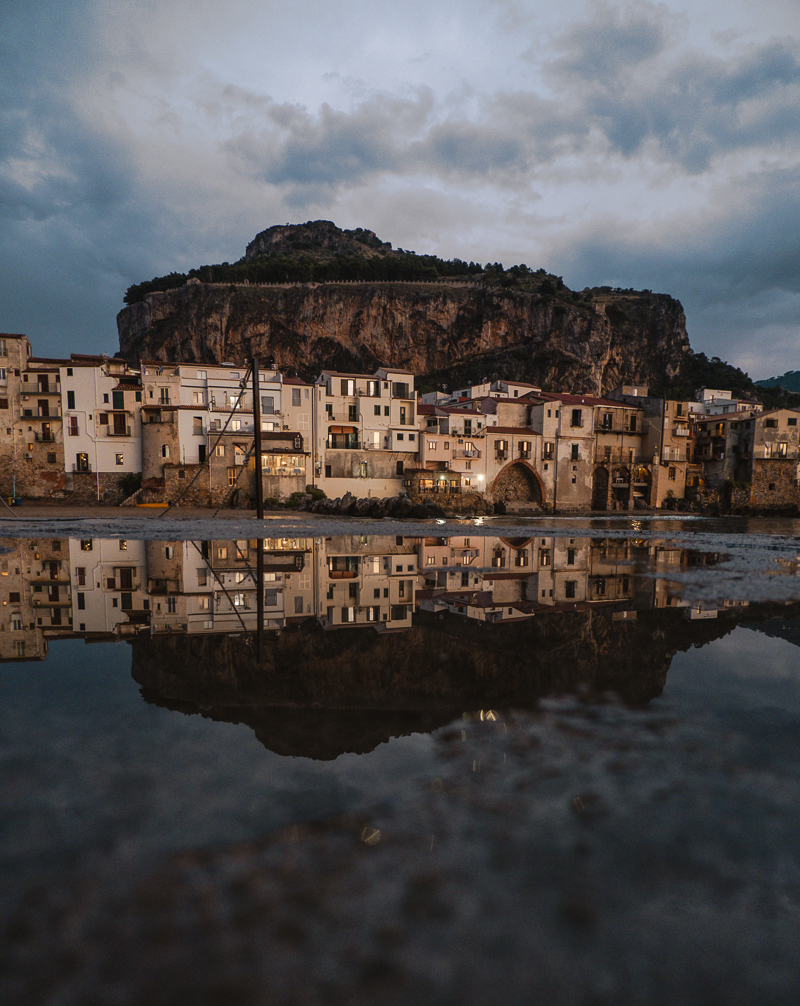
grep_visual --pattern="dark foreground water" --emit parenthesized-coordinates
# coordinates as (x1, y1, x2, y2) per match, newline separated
(1, 519, 800, 1004)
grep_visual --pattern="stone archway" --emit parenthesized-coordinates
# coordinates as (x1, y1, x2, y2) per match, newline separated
(491, 462, 544, 505)
(592, 466, 609, 510)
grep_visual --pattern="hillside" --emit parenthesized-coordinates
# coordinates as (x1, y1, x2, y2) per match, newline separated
(756, 371, 800, 394)
(118, 221, 698, 396)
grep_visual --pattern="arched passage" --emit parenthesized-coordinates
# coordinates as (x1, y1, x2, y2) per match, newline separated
(592, 466, 609, 510)
(491, 462, 544, 506)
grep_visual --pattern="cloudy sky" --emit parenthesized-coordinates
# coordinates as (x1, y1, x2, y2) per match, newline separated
(2, 0, 799, 378)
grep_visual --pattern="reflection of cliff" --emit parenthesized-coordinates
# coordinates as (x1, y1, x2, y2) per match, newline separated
(130, 603, 800, 758)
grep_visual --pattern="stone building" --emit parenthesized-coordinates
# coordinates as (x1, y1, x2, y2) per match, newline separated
(0, 335, 66, 499)
(314, 368, 419, 498)
(59, 356, 142, 502)
(607, 386, 695, 508)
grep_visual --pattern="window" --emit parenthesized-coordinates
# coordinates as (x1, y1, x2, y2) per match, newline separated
(233, 593, 248, 608)
(197, 568, 207, 586)
(166, 597, 177, 613)
(765, 419, 779, 429)
(198, 597, 210, 610)
(67, 390, 75, 409)
(374, 405, 382, 416)
(543, 442, 554, 460)
(540, 548, 551, 566)
(571, 409, 582, 427)
(233, 444, 247, 464)
(570, 444, 579, 461)
(565, 580, 577, 599)
(218, 547, 228, 559)
(77, 593, 85, 610)
(396, 460, 403, 476)
(408, 434, 416, 442)
(668, 467, 676, 481)
(397, 433, 404, 441)
(595, 578, 606, 595)
(228, 468, 238, 486)
(165, 547, 174, 559)
(197, 370, 207, 379)
(261, 395, 274, 414)
(161, 444, 170, 458)
(80, 539, 92, 551)
(121, 593, 132, 611)
(0, 339, 5, 356)
(567, 548, 575, 565)
(119, 540, 128, 550)
(116, 453, 124, 466)
(215, 445, 225, 457)
(99, 413, 109, 425)
(47, 452, 56, 463)
(778, 442, 788, 457)
(788, 418, 798, 427)
(68, 416, 79, 436)
(384, 406, 390, 416)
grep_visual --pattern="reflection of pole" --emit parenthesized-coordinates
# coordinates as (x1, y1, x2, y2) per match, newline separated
(252, 358, 264, 520)
(257, 539, 264, 663)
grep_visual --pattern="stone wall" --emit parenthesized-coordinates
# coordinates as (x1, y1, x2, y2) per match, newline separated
(163, 465, 214, 507)
(750, 459, 800, 512)
(66, 471, 135, 504)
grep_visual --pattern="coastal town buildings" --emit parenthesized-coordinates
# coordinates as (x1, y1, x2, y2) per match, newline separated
(0, 331, 797, 511)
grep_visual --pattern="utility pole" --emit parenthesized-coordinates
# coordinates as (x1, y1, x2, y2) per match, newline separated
(252, 358, 264, 520)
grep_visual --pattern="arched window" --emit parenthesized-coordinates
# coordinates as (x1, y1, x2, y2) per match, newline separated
(162, 444, 170, 458)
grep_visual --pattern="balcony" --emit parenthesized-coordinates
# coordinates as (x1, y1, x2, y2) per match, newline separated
(594, 450, 645, 465)
(22, 407, 61, 419)
(326, 437, 361, 450)
(673, 427, 691, 437)
(106, 426, 132, 437)
(72, 462, 92, 473)
(34, 432, 57, 442)
(452, 448, 481, 459)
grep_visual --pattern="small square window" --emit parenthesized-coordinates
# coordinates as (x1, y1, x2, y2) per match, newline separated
(119, 540, 127, 550)
(115, 453, 124, 465)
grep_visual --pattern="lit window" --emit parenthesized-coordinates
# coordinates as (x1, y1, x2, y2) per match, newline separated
(119, 540, 127, 550)
(116, 454, 124, 465)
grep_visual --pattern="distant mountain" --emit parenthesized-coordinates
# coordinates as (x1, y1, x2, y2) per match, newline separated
(755, 371, 800, 394)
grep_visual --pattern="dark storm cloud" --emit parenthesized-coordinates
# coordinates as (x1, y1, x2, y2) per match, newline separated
(223, 6, 800, 192)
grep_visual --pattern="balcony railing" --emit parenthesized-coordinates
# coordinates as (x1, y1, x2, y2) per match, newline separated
(452, 448, 481, 459)
(22, 408, 61, 419)
(72, 463, 92, 473)
(34, 432, 57, 442)
(595, 423, 643, 434)
(326, 437, 361, 450)
(594, 450, 646, 465)
(106, 426, 132, 437)
(673, 428, 691, 437)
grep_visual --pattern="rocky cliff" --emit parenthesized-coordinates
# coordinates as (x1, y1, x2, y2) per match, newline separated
(117, 222, 691, 394)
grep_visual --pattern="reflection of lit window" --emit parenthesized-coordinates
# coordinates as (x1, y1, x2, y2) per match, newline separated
(233, 592, 248, 607)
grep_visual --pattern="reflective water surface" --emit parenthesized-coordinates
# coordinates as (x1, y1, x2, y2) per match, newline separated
(2, 521, 800, 1003)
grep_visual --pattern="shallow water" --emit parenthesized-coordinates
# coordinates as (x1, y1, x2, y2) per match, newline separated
(1, 520, 800, 1003)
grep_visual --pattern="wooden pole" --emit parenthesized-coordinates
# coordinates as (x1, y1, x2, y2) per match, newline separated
(252, 358, 264, 520)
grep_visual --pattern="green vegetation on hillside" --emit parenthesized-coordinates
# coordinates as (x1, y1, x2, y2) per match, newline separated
(651, 353, 800, 409)
(755, 371, 800, 394)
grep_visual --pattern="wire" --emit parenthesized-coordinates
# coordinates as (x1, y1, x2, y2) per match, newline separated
(156, 365, 253, 517)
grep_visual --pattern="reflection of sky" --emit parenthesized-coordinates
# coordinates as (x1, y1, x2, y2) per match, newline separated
(3, 1, 800, 376)
(1, 617, 799, 923)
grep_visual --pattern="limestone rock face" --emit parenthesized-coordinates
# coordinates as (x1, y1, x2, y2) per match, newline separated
(117, 280, 691, 395)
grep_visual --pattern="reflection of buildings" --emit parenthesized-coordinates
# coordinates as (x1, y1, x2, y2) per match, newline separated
(0, 532, 762, 658)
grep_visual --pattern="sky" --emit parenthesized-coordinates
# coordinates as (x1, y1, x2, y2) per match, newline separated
(2, 0, 799, 379)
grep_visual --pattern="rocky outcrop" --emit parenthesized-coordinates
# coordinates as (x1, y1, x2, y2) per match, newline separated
(118, 250, 691, 396)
